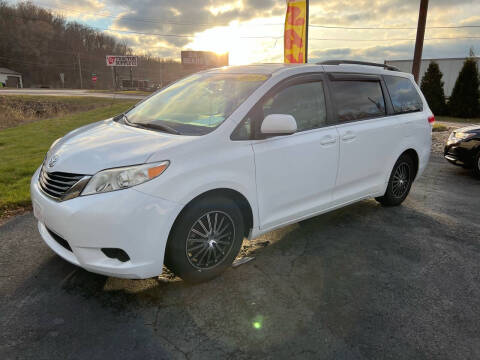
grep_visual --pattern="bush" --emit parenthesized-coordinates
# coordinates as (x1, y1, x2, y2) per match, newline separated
(432, 123, 448, 132)
(448, 57, 480, 118)
(420, 61, 447, 115)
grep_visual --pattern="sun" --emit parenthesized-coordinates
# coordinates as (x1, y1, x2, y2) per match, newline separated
(187, 20, 282, 65)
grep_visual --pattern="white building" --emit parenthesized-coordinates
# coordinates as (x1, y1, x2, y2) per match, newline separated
(0, 67, 23, 88)
(384, 57, 479, 97)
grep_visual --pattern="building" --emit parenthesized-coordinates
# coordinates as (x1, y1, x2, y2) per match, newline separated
(0, 67, 23, 88)
(385, 57, 479, 97)
(181, 51, 229, 69)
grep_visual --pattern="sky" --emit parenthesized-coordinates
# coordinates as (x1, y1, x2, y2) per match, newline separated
(14, 0, 480, 65)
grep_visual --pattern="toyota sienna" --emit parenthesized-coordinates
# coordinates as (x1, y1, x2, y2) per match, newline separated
(31, 61, 433, 283)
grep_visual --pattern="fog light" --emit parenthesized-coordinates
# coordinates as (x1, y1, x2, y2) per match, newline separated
(101, 248, 130, 262)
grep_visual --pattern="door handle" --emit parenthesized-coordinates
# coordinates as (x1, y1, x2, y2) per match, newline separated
(341, 133, 356, 141)
(320, 136, 336, 146)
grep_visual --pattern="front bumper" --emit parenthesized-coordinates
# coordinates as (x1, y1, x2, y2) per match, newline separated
(30, 167, 182, 279)
(444, 143, 471, 167)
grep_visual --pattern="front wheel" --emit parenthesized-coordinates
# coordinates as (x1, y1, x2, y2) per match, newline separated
(376, 154, 415, 206)
(472, 150, 480, 179)
(165, 196, 245, 283)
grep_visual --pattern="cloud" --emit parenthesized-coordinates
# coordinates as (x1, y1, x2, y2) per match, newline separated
(38, 0, 108, 19)
(107, 0, 284, 48)
(310, 39, 479, 63)
(49, 0, 480, 63)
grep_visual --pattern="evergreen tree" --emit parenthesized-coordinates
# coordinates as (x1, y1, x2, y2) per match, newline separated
(420, 61, 447, 115)
(448, 55, 480, 118)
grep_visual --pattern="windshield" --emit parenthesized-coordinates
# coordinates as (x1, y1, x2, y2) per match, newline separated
(125, 73, 269, 135)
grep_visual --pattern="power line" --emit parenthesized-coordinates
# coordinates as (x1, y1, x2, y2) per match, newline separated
(98, 27, 480, 42)
(8, 13, 480, 43)
(28, 1, 480, 31)
(309, 36, 480, 42)
(309, 24, 480, 30)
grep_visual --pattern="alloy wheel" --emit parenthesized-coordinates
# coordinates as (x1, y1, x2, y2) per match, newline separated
(185, 211, 235, 270)
(392, 162, 411, 198)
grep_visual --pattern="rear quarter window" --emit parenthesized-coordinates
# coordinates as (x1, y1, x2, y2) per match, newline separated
(384, 75, 423, 114)
(331, 80, 386, 122)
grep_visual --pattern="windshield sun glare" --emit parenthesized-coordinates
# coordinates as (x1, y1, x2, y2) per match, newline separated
(125, 73, 269, 136)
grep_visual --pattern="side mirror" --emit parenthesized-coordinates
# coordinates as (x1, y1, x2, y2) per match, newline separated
(260, 114, 297, 136)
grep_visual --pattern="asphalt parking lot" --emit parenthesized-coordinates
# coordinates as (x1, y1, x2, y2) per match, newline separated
(1, 153, 479, 360)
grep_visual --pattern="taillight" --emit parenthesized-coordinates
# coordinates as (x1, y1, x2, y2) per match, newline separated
(428, 115, 435, 124)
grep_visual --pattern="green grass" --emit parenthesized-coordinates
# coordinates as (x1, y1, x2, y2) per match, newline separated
(88, 89, 152, 96)
(436, 116, 480, 124)
(0, 95, 128, 106)
(432, 123, 448, 132)
(0, 100, 136, 216)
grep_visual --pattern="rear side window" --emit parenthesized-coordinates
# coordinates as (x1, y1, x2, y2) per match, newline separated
(384, 75, 423, 114)
(331, 81, 386, 122)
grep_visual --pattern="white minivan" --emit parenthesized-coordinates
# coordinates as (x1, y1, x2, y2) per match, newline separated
(31, 61, 433, 283)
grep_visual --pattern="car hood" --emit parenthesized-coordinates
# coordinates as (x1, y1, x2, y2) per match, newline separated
(456, 125, 480, 134)
(45, 119, 196, 175)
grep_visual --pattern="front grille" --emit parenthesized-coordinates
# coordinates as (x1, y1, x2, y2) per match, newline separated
(46, 227, 72, 252)
(39, 166, 86, 200)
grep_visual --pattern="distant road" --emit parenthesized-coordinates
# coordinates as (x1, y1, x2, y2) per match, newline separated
(0, 88, 146, 100)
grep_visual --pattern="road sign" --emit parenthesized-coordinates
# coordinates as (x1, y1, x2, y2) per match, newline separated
(91, 73, 97, 82)
(106, 55, 138, 67)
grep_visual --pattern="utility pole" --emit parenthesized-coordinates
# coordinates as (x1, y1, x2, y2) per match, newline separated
(412, 0, 429, 83)
(111, 66, 115, 89)
(130, 66, 133, 88)
(159, 61, 163, 88)
(77, 54, 83, 89)
(305, 0, 309, 63)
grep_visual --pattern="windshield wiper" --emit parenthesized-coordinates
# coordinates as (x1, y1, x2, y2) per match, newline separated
(136, 122, 180, 135)
(123, 115, 180, 135)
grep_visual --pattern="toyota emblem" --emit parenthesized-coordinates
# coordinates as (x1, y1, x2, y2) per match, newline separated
(48, 155, 59, 168)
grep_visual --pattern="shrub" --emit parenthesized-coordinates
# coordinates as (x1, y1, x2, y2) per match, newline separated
(420, 61, 447, 115)
(448, 56, 480, 118)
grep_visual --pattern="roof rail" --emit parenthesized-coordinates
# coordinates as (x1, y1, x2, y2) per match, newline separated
(318, 60, 400, 71)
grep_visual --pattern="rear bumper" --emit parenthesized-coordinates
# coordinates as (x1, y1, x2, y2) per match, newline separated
(30, 167, 182, 279)
(416, 141, 431, 180)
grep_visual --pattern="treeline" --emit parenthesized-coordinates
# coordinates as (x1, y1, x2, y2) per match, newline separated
(421, 54, 480, 118)
(0, 1, 187, 89)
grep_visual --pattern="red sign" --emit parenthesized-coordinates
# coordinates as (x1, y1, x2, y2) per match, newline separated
(105, 55, 138, 67)
(92, 75, 97, 82)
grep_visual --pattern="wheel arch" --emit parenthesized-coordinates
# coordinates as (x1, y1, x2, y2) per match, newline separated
(169, 188, 255, 240)
(401, 148, 419, 179)
(380, 146, 421, 195)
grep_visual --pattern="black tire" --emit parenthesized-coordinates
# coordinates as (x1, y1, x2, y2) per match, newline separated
(473, 150, 480, 179)
(165, 196, 244, 283)
(376, 154, 415, 207)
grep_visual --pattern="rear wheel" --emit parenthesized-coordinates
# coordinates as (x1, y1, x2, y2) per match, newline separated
(376, 154, 415, 206)
(165, 196, 244, 283)
(473, 150, 480, 178)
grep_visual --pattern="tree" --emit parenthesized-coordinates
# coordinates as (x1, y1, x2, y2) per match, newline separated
(0, 1, 185, 89)
(448, 54, 480, 118)
(420, 61, 447, 115)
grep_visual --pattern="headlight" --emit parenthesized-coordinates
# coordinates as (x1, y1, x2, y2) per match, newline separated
(81, 161, 169, 196)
